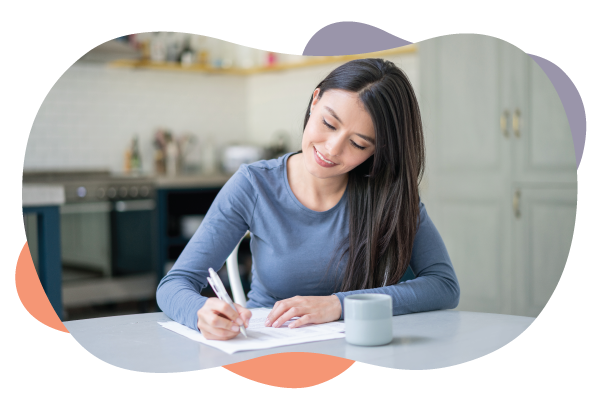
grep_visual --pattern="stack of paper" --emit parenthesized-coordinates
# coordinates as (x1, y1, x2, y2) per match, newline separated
(158, 308, 346, 354)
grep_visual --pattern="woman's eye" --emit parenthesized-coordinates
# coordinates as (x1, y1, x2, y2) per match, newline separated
(322, 118, 335, 130)
(321, 117, 366, 150)
(350, 140, 366, 150)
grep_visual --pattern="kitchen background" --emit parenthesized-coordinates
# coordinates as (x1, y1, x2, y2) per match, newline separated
(22, 33, 576, 322)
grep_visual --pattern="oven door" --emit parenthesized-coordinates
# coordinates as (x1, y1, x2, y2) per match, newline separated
(111, 199, 157, 276)
(60, 202, 112, 276)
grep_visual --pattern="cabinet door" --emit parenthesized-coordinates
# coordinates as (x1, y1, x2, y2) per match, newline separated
(419, 35, 513, 314)
(428, 35, 508, 173)
(436, 196, 512, 314)
(508, 49, 578, 184)
(512, 186, 577, 317)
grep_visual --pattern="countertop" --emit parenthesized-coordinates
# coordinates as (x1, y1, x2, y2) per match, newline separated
(153, 173, 232, 189)
(22, 184, 65, 207)
(23, 170, 234, 190)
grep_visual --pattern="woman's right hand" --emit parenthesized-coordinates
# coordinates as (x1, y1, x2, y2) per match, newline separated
(197, 298, 252, 340)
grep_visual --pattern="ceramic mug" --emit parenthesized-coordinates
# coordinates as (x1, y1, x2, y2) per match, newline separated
(344, 294, 393, 346)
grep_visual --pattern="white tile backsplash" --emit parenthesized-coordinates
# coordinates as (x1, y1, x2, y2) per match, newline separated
(24, 53, 418, 173)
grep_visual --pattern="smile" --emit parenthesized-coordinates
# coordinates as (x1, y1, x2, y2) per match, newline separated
(313, 146, 337, 167)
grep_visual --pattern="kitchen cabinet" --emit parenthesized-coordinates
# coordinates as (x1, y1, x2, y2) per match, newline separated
(22, 184, 65, 319)
(155, 175, 253, 298)
(419, 34, 577, 317)
(512, 186, 576, 317)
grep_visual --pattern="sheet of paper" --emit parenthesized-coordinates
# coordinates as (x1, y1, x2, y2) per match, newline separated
(158, 308, 345, 354)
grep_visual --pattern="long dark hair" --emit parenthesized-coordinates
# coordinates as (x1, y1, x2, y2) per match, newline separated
(304, 58, 425, 292)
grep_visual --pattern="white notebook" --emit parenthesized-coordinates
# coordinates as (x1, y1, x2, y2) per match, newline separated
(158, 308, 345, 354)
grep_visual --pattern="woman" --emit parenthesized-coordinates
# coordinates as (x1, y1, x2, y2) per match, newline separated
(156, 58, 460, 340)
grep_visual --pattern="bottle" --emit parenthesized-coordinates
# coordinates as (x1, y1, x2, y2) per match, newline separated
(179, 36, 195, 67)
(267, 52, 277, 67)
(124, 148, 132, 173)
(130, 136, 142, 173)
(153, 129, 167, 175)
(154, 148, 165, 175)
(166, 32, 181, 62)
(166, 140, 179, 176)
(150, 32, 167, 62)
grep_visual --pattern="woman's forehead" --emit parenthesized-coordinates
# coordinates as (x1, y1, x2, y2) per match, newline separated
(320, 90, 375, 136)
(321, 89, 366, 117)
(320, 88, 361, 104)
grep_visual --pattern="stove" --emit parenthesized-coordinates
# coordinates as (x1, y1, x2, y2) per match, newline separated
(23, 170, 158, 279)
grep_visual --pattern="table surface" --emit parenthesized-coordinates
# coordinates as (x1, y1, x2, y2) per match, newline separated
(64, 310, 534, 372)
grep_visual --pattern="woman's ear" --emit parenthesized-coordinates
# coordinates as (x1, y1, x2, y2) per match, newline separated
(310, 88, 321, 114)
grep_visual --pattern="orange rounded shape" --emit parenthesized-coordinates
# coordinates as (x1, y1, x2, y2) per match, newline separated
(223, 352, 354, 388)
(0, 242, 71, 336)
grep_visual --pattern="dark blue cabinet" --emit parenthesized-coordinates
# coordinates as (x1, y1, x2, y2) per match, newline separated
(22, 205, 63, 319)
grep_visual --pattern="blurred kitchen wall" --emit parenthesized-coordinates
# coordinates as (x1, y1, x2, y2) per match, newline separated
(24, 64, 248, 173)
(23, 38, 418, 174)
(245, 54, 418, 150)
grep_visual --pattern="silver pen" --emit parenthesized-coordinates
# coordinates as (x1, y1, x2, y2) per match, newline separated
(207, 268, 247, 338)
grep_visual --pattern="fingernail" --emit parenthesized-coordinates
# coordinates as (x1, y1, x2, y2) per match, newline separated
(231, 325, 239, 332)
(236, 318, 243, 325)
(273, 321, 279, 328)
(264, 318, 270, 326)
(289, 323, 295, 329)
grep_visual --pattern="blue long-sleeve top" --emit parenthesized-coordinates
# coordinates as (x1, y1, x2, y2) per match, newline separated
(157, 153, 460, 331)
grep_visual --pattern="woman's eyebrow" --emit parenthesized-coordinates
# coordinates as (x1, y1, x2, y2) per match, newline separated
(355, 133, 375, 145)
(324, 106, 343, 124)
(324, 106, 375, 145)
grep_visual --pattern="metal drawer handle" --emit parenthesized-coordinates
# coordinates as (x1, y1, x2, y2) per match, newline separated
(61, 202, 112, 214)
(500, 110, 509, 138)
(513, 189, 521, 218)
(512, 108, 521, 138)
(115, 199, 155, 212)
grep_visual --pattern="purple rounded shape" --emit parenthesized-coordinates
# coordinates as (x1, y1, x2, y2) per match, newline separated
(529, 53, 600, 174)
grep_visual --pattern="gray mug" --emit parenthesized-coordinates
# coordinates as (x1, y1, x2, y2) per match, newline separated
(344, 294, 393, 346)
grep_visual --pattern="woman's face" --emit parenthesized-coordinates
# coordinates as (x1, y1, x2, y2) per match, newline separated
(302, 88, 376, 180)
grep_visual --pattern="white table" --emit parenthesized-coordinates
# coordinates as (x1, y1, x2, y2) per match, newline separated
(64, 310, 534, 372)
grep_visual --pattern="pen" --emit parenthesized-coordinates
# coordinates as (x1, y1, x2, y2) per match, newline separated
(207, 268, 247, 338)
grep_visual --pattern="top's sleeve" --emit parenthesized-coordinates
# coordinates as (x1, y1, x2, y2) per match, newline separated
(333, 201, 460, 319)
(156, 165, 258, 331)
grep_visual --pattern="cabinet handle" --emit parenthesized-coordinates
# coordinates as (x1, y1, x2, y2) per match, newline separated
(500, 110, 509, 138)
(512, 108, 521, 138)
(513, 189, 521, 218)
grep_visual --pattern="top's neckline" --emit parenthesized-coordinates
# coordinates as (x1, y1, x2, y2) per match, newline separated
(282, 152, 348, 216)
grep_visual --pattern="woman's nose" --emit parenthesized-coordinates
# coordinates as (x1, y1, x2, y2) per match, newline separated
(325, 133, 344, 156)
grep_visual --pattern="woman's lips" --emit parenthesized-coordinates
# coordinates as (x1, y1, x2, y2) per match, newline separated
(313, 146, 337, 168)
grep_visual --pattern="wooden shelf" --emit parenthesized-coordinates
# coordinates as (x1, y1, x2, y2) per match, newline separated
(109, 45, 418, 75)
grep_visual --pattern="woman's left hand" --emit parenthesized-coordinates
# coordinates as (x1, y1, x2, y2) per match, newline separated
(265, 295, 342, 329)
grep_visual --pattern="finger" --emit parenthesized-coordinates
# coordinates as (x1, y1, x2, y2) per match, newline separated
(201, 326, 239, 341)
(267, 296, 304, 326)
(206, 312, 242, 332)
(266, 300, 291, 327)
(266, 301, 281, 324)
(212, 300, 243, 326)
(272, 306, 304, 328)
(288, 314, 313, 329)
(265, 296, 306, 326)
(199, 314, 241, 336)
(234, 304, 252, 327)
